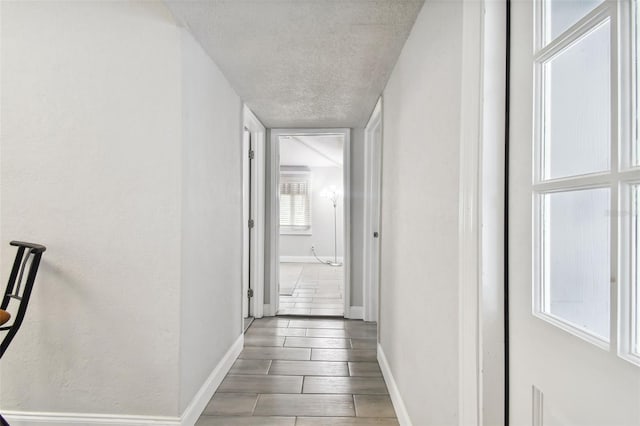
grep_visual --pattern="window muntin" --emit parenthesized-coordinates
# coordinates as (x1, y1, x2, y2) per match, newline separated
(542, 21, 611, 180)
(280, 173, 311, 233)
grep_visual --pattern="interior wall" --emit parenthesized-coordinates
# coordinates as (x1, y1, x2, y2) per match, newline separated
(0, 0, 182, 416)
(379, 1, 463, 424)
(279, 166, 344, 259)
(179, 29, 242, 411)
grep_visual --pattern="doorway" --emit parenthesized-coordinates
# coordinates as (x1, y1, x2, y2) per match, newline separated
(242, 106, 266, 331)
(363, 98, 382, 322)
(269, 129, 351, 317)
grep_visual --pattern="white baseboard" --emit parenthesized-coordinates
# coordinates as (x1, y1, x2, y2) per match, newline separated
(346, 306, 363, 319)
(378, 343, 412, 426)
(180, 333, 244, 425)
(2, 412, 180, 426)
(4, 334, 245, 426)
(279, 256, 344, 263)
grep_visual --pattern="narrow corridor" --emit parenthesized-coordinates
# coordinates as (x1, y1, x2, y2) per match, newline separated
(196, 317, 397, 425)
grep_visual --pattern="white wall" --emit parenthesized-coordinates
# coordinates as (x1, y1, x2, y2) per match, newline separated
(279, 166, 344, 258)
(179, 29, 242, 411)
(1, 0, 243, 420)
(379, 1, 463, 424)
(0, 0, 182, 416)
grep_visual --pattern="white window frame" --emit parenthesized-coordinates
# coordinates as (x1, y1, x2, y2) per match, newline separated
(619, 0, 640, 366)
(279, 170, 312, 235)
(532, 0, 625, 350)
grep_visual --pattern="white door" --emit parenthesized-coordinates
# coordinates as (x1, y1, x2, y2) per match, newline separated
(510, 1, 640, 424)
(364, 100, 382, 322)
(242, 128, 251, 319)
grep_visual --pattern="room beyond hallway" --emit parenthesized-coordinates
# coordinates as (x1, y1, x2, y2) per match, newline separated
(196, 317, 395, 425)
(279, 263, 344, 316)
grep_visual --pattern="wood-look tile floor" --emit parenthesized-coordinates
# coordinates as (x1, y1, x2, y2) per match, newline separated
(196, 317, 398, 426)
(279, 263, 344, 316)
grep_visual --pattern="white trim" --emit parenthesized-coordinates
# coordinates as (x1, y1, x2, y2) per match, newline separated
(2, 412, 180, 426)
(269, 129, 351, 319)
(363, 97, 383, 323)
(179, 333, 244, 426)
(346, 305, 363, 320)
(3, 335, 244, 426)
(279, 256, 344, 263)
(243, 105, 266, 319)
(458, 0, 483, 424)
(377, 344, 411, 426)
(263, 304, 275, 316)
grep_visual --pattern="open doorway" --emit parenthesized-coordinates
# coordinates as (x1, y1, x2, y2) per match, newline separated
(242, 106, 266, 331)
(269, 129, 350, 317)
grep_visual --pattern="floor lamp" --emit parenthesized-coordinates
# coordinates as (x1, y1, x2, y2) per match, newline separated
(321, 186, 342, 267)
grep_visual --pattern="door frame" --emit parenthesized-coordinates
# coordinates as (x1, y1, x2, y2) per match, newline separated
(363, 98, 383, 322)
(269, 128, 352, 317)
(242, 105, 266, 320)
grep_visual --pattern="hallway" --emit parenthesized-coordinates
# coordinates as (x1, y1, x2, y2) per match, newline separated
(196, 318, 396, 425)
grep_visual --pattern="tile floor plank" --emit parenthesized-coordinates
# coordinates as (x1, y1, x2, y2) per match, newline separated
(303, 376, 389, 394)
(350, 338, 377, 349)
(284, 336, 351, 349)
(268, 360, 349, 376)
(253, 394, 355, 416)
(244, 335, 286, 347)
(305, 328, 349, 338)
(354, 395, 397, 417)
(218, 375, 303, 394)
(348, 361, 382, 377)
(311, 348, 377, 361)
(202, 393, 258, 416)
(196, 416, 296, 426)
(229, 359, 272, 375)
(295, 418, 399, 426)
(239, 347, 311, 361)
(289, 319, 345, 329)
(245, 327, 306, 337)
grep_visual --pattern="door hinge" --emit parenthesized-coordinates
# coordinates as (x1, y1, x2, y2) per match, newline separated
(249, 150, 255, 160)
(247, 288, 254, 298)
(248, 219, 255, 228)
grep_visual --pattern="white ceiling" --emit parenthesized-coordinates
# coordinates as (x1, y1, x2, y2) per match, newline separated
(165, 0, 425, 128)
(280, 134, 344, 167)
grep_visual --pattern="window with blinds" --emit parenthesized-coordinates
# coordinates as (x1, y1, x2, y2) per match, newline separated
(280, 173, 312, 233)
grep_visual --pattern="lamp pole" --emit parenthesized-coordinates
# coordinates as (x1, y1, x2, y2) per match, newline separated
(329, 191, 341, 267)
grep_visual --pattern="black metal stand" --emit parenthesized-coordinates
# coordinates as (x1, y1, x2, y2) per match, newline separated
(0, 241, 46, 425)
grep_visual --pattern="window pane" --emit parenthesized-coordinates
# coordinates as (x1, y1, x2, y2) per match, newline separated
(547, 0, 604, 42)
(542, 188, 610, 339)
(543, 21, 610, 179)
(280, 194, 291, 226)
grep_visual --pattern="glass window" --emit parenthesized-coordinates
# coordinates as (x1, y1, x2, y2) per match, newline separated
(541, 188, 611, 339)
(547, 0, 604, 42)
(543, 21, 611, 180)
(280, 173, 311, 233)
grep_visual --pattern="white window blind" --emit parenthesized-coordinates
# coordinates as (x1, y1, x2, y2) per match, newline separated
(280, 173, 311, 232)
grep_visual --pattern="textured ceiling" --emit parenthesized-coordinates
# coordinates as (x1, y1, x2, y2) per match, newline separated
(165, 0, 425, 128)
